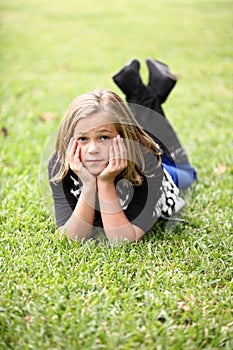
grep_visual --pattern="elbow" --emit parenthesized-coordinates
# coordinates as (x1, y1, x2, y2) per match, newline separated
(58, 225, 65, 238)
(58, 225, 73, 240)
(58, 225, 91, 242)
(104, 225, 145, 243)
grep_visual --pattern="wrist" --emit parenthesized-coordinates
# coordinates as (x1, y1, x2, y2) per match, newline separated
(97, 181, 116, 197)
(82, 181, 97, 193)
(97, 178, 115, 188)
(97, 181, 122, 215)
(97, 180, 118, 203)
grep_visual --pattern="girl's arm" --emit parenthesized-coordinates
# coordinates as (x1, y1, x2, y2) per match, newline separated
(59, 139, 96, 241)
(97, 181, 144, 242)
(59, 183, 96, 241)
(97, 136, 144, 242)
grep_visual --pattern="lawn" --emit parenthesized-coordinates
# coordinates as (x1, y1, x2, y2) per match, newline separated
(0, 0, 232, 349)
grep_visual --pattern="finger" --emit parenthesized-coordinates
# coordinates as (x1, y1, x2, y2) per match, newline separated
(113, 135, 121, 159)
(114, 136, 127, 170)
(117, 138, 127, 170)
(109, 144, 115, 162)
(118, 136, 127, 160)
(70, 139, 78, 156)
(74, 143, 81, 162)
(66, 139, 78, 162)
(69, 140, 77, 157)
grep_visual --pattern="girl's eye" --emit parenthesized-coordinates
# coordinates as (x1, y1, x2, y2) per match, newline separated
(77, 137, 87, 142)
(100, 135, 110, 141)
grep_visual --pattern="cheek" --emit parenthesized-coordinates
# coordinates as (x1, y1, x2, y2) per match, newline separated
(101, 142, 111, 158)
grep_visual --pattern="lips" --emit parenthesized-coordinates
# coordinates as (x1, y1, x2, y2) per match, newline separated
(85, 159, 106, 166)
(86, 159, 103, 163)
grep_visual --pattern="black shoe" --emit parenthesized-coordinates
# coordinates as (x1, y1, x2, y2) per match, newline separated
(112, 59, 166, 116)
(146, 58, 177, 104)
(112, 59, 141, 98)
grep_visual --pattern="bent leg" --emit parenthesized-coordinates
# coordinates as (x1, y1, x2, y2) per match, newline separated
(112, 59, 197, 189)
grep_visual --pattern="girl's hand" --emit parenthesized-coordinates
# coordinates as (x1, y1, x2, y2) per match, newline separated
(66, 138, 96, 186)
(97, 135, 127, 184)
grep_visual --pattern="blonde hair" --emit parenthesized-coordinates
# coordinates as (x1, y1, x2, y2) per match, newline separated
(50, 89, 161, 185)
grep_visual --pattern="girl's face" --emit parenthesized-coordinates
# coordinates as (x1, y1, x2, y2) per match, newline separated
(73, 112, 119, 175)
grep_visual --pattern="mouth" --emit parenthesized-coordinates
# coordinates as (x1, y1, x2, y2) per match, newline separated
(86, 159, 104, 163)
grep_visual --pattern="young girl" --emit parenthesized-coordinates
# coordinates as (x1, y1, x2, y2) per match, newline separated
(48, 58, 196, 243)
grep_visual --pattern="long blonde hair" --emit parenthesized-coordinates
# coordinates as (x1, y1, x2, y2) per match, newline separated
(50, 89, 161, 185)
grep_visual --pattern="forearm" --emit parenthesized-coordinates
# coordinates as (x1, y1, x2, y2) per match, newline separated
(60, 186, 96, 241)
(98, 181, 144, 242)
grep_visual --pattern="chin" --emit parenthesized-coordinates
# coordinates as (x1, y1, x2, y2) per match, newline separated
(88, 169, 101, 176)
(87, 164, 107, 176)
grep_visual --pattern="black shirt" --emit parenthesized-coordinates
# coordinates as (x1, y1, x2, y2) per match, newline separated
(48, 151, 183, 233)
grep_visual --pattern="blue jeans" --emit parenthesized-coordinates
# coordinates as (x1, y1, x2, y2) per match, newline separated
(162, 154, 197, 190)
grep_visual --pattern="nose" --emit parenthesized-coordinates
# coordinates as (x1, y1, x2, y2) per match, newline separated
(88, 140, 99, 154)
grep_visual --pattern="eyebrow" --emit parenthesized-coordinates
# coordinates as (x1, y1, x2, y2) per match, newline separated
(96, 128, 114, 133)
(74, 128, 114, 137)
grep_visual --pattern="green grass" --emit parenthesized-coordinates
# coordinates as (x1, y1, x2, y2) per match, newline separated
(0, 0, 233, 349)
